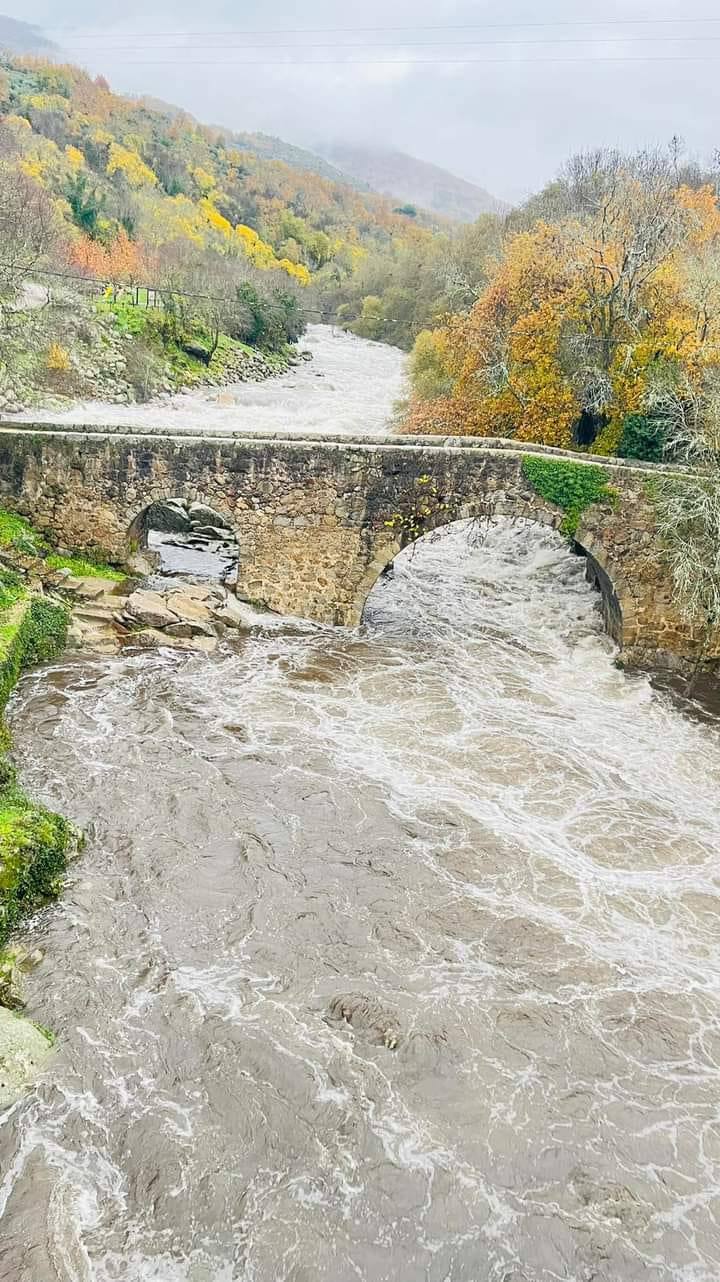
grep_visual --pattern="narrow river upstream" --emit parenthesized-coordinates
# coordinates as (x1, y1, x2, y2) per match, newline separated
(12, 325, 407, 437)
(1, 329, 720, 1281)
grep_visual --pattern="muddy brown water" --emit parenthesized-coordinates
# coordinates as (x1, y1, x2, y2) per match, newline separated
(0, 519, 719, 1282)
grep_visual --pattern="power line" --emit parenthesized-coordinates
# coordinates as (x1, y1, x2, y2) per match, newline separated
(44, 16, 720, 36)
(0, 261, 352, 320)
(41, 54, 720, 67)
(55, 35, 720, 52)
(3, 263, 428, 330)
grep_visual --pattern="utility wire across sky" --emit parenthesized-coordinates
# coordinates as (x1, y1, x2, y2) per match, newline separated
(44, 16, 720, 36)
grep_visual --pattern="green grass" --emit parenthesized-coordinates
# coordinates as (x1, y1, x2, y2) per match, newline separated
(46, 553, 126, 581)
(0, 510, 44, 557)
(0, 570, 24, 614)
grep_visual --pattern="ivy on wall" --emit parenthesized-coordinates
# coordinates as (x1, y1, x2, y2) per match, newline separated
(521, 455, 616, 537)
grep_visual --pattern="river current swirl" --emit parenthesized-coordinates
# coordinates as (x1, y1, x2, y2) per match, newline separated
(1, 329, 720, 1281)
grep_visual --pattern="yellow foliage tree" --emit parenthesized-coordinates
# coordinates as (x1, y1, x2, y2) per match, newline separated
(106, 142, 158, 189)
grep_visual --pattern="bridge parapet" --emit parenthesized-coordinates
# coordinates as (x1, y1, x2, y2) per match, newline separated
(0, 422, 714, 673)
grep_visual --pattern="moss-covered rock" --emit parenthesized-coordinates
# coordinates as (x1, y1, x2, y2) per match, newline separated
(0, 591, 77, 968)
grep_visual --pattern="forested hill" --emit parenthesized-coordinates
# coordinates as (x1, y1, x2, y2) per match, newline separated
(227, 130, 368, 192)
(0, 16, 58, 55)
(320, 143, 507, 222)
(0, 51, 435, 289)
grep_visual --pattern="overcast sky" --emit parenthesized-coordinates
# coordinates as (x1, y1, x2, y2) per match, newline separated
(7, 0, 720, 202)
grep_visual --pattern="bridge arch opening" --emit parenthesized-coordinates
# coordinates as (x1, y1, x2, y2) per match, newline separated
(128, 498, 239, 584)
(359, 516, 625, 651)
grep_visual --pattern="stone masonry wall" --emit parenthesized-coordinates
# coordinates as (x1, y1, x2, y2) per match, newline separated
(0, 424, 716, 671)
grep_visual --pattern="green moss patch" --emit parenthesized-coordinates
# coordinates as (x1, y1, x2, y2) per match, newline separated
(0, 789, 74, 951)
(522, 455, 616, 537)
(0, 597, 69, 712)
(0, 595, 76, 967)
(46, 553, 126, 582)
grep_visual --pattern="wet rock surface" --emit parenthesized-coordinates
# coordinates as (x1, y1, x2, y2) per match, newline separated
(0, 1008, 54, 1111)
(65, 575, 260, 656)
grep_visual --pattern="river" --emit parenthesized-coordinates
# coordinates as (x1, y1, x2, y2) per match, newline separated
(1, 328, 720, 1281)
(12, 325, 407, 437)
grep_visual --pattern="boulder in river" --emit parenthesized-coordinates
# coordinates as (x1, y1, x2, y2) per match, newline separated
(143, 500, 192, 535)
(165, 592, 213, 624)
(0, 1009, 55, 1110)
(133, 628, 217, 654)
(191, 525, 237, 541)
(209, 595, 259, 629)
(165, 620, 215, 639)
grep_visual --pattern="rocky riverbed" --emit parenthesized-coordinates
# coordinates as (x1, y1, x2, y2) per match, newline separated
(65, 575, 260, 657)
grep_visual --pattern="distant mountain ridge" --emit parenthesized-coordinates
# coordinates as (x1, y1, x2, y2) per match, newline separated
(319, 143, 508, 222)
(0, 15, 58, 55)
(227, 131, 370, 192)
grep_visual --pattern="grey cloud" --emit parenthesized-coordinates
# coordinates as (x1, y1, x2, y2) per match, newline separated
(6, 0, 720, 201)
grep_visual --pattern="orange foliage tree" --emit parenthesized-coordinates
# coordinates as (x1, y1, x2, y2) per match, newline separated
(68, 229, 153, 284)
(405, 151, 720, 454)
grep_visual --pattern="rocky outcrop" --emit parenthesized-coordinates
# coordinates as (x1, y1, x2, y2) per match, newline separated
(64, 575, 260, 656)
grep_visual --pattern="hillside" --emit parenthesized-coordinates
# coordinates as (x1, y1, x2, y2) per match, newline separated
(0, 52, 432, 286)
(319, 143, 508, 222)
(228, 130, 369, 193)
(0, 51, 444, 408)
(0, 16, 57, 55)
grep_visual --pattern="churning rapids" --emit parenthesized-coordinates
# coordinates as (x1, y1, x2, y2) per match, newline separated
(10, 325, 408, 437)
(2, 330, 720, 1282)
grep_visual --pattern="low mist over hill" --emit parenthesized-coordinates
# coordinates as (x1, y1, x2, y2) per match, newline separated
(228, 131, 368, 193)
(0, 15, 57, 55)
(320, 143, 508, 222)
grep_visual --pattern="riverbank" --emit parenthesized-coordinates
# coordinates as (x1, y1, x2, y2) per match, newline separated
(0, 572, 80, 1108)
(5, 324, 406, 435)
(0, 296, 302, 418)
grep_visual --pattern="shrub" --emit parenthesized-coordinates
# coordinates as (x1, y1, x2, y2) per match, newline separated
(46, 342, 71, 373)
(617, 413, 666, 462)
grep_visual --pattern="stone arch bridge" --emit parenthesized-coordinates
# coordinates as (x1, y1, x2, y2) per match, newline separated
(0, 422, 714, 671)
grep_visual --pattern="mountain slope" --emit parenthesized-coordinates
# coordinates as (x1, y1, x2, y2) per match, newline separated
(228, 131, 369, 192)
(319, 143, 508, 222)
(0, 50, 440, 311)
(0, 15, 58, 55)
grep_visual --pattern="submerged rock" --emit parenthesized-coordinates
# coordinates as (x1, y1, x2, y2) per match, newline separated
(0, 1008, 55, 1111)
(326, 992, 402, 1050)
